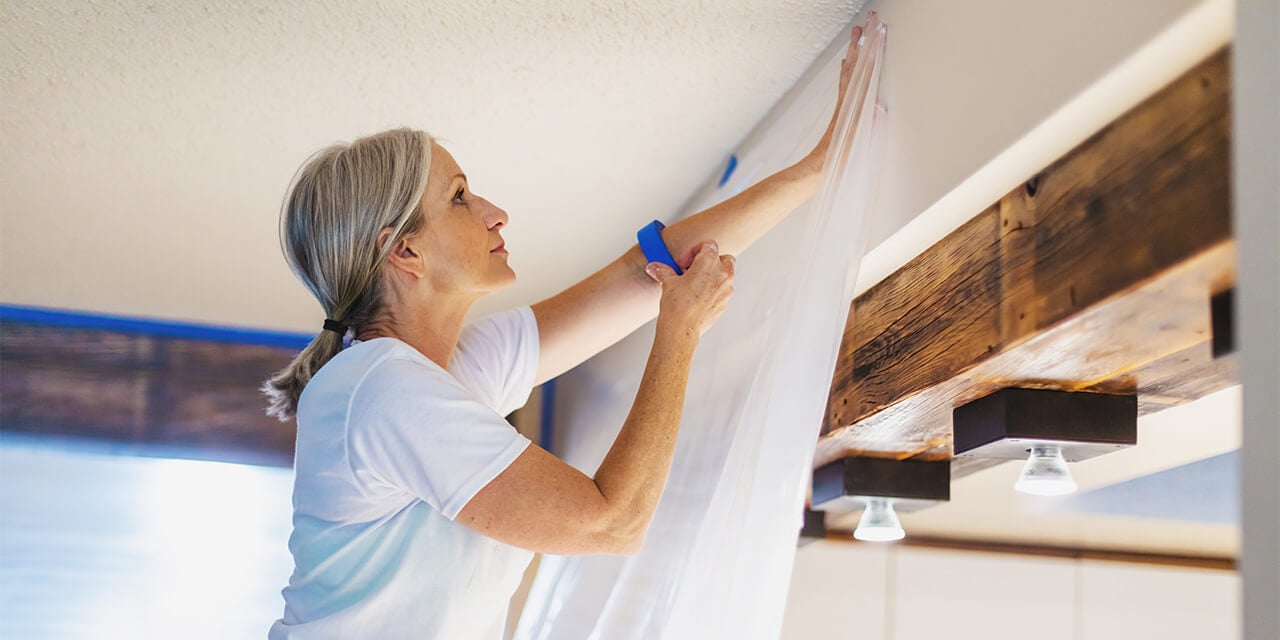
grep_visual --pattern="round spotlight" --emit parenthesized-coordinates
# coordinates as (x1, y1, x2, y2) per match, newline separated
(1015, 444, 1078, 496)
(853, 498, 905, 542)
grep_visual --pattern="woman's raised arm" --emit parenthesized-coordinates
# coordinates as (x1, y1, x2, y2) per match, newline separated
(530, 23, 863, 385)
(462, 244, 733, 554)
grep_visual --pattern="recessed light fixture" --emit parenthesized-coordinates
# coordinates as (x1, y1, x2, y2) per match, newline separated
(853, 498, 905, 542)
(1014, 444, 1078, 496)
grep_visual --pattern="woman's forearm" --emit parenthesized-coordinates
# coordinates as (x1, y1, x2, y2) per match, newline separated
(660, 153, 825, 265)
(591, 320, 698, 550)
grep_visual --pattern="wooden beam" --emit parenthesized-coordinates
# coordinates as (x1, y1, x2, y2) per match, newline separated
(1, 321, 297, 465)
(817, 48, 1234, 468)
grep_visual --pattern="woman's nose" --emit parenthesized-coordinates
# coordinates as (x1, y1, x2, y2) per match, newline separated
(482, 197, 509, 230)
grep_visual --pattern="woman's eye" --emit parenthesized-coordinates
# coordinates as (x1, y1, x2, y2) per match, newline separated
(453, 188, 466, 204)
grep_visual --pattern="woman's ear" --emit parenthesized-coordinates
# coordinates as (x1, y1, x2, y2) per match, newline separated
(375, 227, 396, 254)
(378, 228, 427, 279)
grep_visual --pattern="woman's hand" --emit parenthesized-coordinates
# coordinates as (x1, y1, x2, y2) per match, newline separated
(807, 16, 871, 167)
(646, 241, 735, 338)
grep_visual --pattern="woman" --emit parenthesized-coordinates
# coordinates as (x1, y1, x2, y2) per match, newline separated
(265, 24, 862, 639)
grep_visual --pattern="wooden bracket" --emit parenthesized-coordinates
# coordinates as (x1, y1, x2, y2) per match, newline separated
(811, 456, 950, 513)
(799, 508, 827, 546)
(1211, 288, 1236, 358)
(953, 388, 1137, 461)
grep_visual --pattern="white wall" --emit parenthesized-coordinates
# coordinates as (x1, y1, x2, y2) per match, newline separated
(1233, 0, 1280, 637)
(780, 542, 1240, 640)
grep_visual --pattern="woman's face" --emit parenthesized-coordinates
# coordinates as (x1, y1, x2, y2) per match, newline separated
(408, 142, 515, 296)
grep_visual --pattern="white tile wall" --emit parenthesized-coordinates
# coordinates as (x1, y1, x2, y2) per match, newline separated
(892, 547, 1077, 640)
(780, 543, 1239, 640)
(1078, 561, 1240, 639)
(781, 542, 891, 640)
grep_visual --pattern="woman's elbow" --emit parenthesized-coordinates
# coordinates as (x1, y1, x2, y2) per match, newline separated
(588, 509, 648, 556)
(615, 526, 648, 555)
(599, 527, 645, 556)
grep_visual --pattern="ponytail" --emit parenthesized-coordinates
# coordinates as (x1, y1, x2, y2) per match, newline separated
(262, 128, 433, 421)
(262, 330, 346, 421)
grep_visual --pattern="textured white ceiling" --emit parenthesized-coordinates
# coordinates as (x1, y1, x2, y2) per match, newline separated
(0, 0, 860, 331)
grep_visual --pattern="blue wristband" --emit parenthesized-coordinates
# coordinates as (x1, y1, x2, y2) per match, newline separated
(637, 220, 683, 276)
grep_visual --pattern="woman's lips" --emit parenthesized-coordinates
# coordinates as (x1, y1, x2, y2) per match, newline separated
(491, 242, 507, 255)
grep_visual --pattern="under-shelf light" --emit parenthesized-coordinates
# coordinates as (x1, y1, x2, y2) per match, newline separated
(1014, 444, 1078, 496)
(853, 498, 905, 542)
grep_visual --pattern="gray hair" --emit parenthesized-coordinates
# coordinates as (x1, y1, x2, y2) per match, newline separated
(263, 128, 434, 420)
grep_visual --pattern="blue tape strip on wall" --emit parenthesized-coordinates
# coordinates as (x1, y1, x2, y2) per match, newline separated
(637, 220, 683, 276)
(718, 154, 738, 188)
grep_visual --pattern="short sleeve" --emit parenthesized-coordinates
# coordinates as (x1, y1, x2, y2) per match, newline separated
(347, 357, 532, 520)
(449, 306, 540, 416)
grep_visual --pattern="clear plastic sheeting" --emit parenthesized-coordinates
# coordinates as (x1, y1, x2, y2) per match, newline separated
(517, 16, 887, 640)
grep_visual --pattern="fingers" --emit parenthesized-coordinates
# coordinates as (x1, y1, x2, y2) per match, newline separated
(650, 241, 730, 284)
(645, 262, 676, 283)
(652, 242, 736, 337)
(693, 243, 737, 282)
(681, 241, 736, 282)
(719, 253, 735, 276)
(842, 26, 861, 65)
(838, 25, 861, 100)
(690, 241, 720, 270)
(676, 243, 700, 271)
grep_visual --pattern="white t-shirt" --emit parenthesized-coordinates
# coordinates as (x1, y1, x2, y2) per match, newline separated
(269, 307, 539, 640)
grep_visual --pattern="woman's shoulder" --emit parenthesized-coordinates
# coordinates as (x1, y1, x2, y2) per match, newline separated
(349, 337, 451, 383)
(301, 338, 450, 411)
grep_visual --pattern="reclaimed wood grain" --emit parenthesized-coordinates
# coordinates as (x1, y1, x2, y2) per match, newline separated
(817, 48, 1234, 468)
(1, 322, 298, 464)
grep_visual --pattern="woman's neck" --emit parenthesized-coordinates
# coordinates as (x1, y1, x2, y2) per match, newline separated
(357, 289, 478, 370)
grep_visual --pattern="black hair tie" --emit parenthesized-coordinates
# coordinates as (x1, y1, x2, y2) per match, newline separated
(323, 319, 349, 335)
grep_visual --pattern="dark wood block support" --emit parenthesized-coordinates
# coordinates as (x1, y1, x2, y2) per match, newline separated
(1211, 288, 1236, 358)
(812, 457, 950, 513)
(816, 48, 1235, 468)
(952, 388, 1137, 461)
(798, 508, 827, 546)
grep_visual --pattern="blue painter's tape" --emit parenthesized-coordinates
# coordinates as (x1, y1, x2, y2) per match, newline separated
(637, 220, 683, 275)
(0, 304, 314, 350)
(718, 154, 738, 188)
